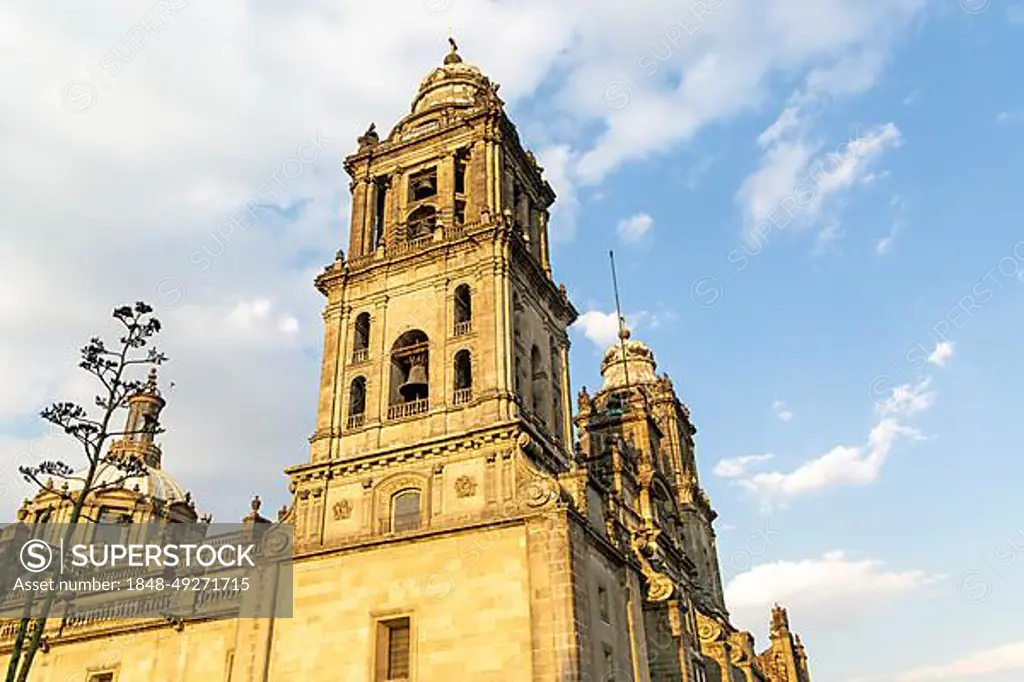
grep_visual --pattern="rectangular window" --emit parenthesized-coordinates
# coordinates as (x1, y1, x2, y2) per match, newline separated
(598, 584, 610, 623)
(454, 159, 466, 194)
(376, 617, 411, 681)
(88, 673, 115, 682)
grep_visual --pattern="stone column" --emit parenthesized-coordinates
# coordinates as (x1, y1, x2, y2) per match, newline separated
(348, 178, 370, 258)
(312, 301, 343, 463)
(437, 151, 456, 230)
(329, 304, 352, 461)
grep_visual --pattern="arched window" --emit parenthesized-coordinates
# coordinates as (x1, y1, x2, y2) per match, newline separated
(453, 284, 472, 335)
(391, 489, 421, 533)
(371, 178, 387, 250)
(348, 377, 366, 429)
(353, 312, 370, 363)
(531, 345, 548, 423)
(389, 330, 430, 416)
(454, 350, 472, 405)
(406, 205, 437, 240)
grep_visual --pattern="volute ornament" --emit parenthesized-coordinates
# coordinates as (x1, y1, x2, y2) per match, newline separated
(698, 619, 722, 643)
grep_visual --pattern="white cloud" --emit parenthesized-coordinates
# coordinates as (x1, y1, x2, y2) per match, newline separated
(684, 156, 716, 190)
(812, 222, 845, 257)
(737, 54, 904, 251)
(278, 316, 300, 334)
(559, 0, 924, 184)
(927, 342, 954, 367)
(877, 217, 903, 254)
(571, 308, 674, 350)
(890, 640, 1024, 681)
(772, 400, 793, 422)
(739, 123, 902, 241)
(617, 212, 653, 243)
(714, 453, 775, 478)
(537, 145, 580, 241)
(726, 551, 943, 636)
(877, 194, 908, 255)
(572, 311, 622, 349)
(737, 419, 924, 504)
(877, 378, 935, 416)
(860, 169, 890, 185)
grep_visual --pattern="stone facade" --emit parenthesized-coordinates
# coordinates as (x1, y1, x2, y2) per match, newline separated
(0, 44, 812, 682)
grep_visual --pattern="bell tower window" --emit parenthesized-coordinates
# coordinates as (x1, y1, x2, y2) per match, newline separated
(453, 350, 472, 405)
(348, 377, 367, 429)
(353, 312, 371, 363)
(408, 167, 437, 202)
(453, 284, 472, 335)
(372, 178, 387, 249)
(406, 205, 437, 240)
(388, 330, 430, 418)
(454, 156, 466, 195)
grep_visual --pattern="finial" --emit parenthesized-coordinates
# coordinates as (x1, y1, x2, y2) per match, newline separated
(251, 495, 261, 512)
(444, 36, 462, 64)
(357, 123, 379, 151)
(619, 324, 631, 341)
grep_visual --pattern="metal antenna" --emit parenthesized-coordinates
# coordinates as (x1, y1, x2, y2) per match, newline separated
(609, 251, 632, 396)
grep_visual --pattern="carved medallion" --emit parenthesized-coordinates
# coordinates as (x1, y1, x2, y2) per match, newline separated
(454, 475, 477, 498)
(332, 499, 352, 520)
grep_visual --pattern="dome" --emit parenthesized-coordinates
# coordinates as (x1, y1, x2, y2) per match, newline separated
(410, 40, 491, 115)
(599, 328, 658, 391)
(66, 460, 189, 505)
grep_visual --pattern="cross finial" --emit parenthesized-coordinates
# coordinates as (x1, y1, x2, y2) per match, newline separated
(444, 36, 462, 64)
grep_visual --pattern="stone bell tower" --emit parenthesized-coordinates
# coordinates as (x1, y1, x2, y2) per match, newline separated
(275, 42, 607, 682)
(304, 38, 574, 470)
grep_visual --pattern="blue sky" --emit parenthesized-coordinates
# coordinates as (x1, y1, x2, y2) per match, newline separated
(554, 6, 1024, 680)
(1, 1, 1022, 680)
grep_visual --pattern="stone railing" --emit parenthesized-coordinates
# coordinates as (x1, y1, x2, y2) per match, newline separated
(386, 399, 430, 420)
(453, 388, 472, 406)
(453, 320, 472, 336)
(351, 348, 369, 364)
(346, 221, 481, 272)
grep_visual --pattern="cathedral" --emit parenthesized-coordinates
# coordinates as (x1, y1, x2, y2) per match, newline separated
(1, 44, 812, 682)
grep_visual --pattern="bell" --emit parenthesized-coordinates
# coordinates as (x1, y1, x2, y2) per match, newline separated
(399, 363, 429, 401)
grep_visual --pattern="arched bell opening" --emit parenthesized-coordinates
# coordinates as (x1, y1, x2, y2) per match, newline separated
(389, 330, 430, 407)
